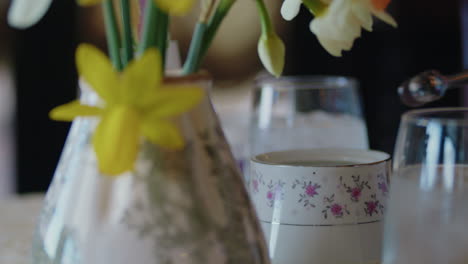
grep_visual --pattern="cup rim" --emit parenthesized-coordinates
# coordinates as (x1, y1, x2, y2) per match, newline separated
(254, 74, 359, 91)
(251, 148, 391, 168)
(402, 107, 468, 126)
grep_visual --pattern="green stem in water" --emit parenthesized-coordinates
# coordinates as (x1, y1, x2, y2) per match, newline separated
(103, 0, 122, 71)
(119, 0, 133, 66)
(182, 23, 207, 75)
(302, 0, 328, 16)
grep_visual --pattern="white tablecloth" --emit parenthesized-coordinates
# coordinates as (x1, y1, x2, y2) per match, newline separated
(0, 195, 44, 264)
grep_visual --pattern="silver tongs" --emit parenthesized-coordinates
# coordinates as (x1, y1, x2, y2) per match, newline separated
(398, 70, 468, 107)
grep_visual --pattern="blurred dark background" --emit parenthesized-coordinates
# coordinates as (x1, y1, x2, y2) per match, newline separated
(0, 0, 465, 194)
(288, 0, 465, 159)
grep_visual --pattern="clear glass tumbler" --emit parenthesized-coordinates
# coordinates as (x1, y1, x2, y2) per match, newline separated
(383, 108, 468, 264)
(250, 75, 369, 158)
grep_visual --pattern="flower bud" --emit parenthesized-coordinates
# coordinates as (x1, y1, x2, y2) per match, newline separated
(257, 32, 285, 77)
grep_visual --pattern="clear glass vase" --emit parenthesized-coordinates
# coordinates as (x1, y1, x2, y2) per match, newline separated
(31, 74, 269, 264)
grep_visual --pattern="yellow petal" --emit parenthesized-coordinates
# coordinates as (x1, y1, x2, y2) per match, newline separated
(76, 44, 119, 103)
(141, 120, 184, 149)
(121, 49, 162, 107)
(49, 100, 103, 121)
(146, 86, 204, 118)
(154, 0, 194, 16)
(93, 106, 141, 176)
(77, 0, 103, 6)
(257, 32, 285, 77)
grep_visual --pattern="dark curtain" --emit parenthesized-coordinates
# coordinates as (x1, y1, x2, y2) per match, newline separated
(15, 1, 77, 193)
(287, 0, 464, 155)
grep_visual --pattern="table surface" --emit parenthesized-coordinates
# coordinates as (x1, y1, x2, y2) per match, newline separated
(0, 195, 43, 264)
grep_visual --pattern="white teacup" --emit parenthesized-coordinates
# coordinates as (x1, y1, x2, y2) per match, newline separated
(249, 148, 391, 264)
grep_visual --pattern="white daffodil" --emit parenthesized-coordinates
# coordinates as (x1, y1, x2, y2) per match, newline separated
(7, 0, 53, 29)
(281, 0, 397, 56)
(310, 0, 363, 56)
(281, 0, 302, 21)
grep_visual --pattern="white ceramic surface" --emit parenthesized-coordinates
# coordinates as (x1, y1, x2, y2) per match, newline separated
(250, 148, 391, 264)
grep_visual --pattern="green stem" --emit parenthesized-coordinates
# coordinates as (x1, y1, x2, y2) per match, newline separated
(120, 0, 133, 66)
(187, 0, 235, 73)
(138, 1, 158, 54)
(138, 1, 169, 73)
(255, 0, 272, 34)
(182, 23, 208, 75)
(103, 0, 122, 71)
(302, 0, 328, 16)
(155, 9, 169, 68)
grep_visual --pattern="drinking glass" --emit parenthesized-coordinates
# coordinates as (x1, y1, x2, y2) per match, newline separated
(250, 75, 369, 158)
(383, 108, 468, 264)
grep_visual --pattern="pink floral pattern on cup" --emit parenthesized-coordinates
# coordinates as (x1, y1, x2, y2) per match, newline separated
(364, 194, 385, 216)
(293, 180, 321, 209)
(378, 173, 389, 196)
(266, 180, 286, 208)
(252, 179, 260, 193)
(322, 194, 350, 219)
(266, 190, 275, 200)
(331, 204, 343, 216)
(248, 167, 390, 222)
(306, 184, 320, 197)
(340, 175, 370, 202)
(249, 170, 264, 195)
(350, 188, 361, 200)
(378, 182, 388, 196)
(365, 201, 378, 216)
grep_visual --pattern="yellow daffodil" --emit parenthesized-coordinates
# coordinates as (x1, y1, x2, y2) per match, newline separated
(50, 44, 204, 176)
(7, 0, 53, 29)
(281, 0, 397, 56)
(77, 0, 194, 16)
(155, 0, 195, 16)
